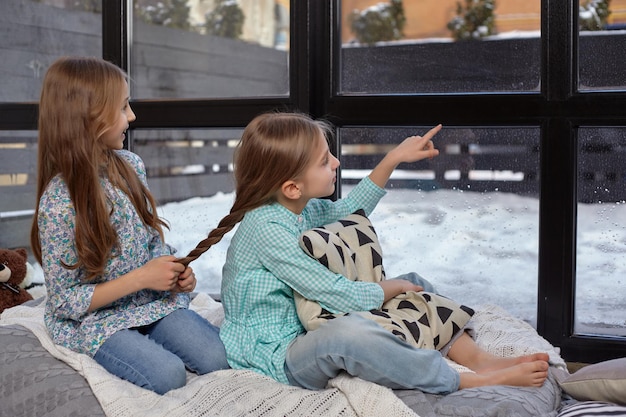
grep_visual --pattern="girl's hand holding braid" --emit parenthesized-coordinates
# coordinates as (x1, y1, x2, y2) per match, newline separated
(136, 256, 197, 293)
(173, 265, 197, 293)
(89, 257, 189, 312)
(136, 255, 186, 292)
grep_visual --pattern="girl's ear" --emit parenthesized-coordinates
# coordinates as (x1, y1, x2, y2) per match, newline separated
(280, 180, 302, 200)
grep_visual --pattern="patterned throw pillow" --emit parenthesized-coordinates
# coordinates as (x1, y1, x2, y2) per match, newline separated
(295, 209, 474, 350)
(558, 358, 626, 405)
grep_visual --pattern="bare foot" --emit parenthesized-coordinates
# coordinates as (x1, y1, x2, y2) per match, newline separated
(472, 352, 550, 374)
(447, 333, 550, 375)
(459, 360, 549, 389)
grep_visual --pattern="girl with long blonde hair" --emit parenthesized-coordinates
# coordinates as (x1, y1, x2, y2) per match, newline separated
(31, 56, 229, 395)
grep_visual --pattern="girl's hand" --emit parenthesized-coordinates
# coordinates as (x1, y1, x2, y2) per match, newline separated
(89, 255, 185, 312)
(369, 124, 442, 189)
(391, 124, 441, 164)
(137, 255, 186, 292)
(172, 266, 197, 293)
(378, 279, 424, 303)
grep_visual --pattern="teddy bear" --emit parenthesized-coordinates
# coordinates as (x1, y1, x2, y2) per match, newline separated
(0, 247, 34, 314)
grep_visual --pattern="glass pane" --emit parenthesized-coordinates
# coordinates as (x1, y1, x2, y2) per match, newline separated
(132, 128, 242, 295)
(576, 127, 626, 337)
(339, 0, 541, 94)
(131, 0, 290, 99)
(339, 126, 541, 325)
(578, 0, 626, 91)
(0, 131, 38, 250)
(0, 0, 102, 103)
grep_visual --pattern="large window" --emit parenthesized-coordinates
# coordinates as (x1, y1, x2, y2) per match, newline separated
(573, 0, 626, 339)
(576, 127, 626, 337)
(325, 0, 626, 362)
(578, 0, 626, 91)
(339, 0, 542, 94)
(131, 0, 289, 99)
(0, 1, 102, 103)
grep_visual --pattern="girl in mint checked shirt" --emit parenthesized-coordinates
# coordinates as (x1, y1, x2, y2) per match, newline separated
(177, 111, 549, 394)
(31, 57, 229, 395)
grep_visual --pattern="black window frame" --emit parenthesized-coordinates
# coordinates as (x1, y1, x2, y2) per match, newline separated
(0, 0, 624, 363)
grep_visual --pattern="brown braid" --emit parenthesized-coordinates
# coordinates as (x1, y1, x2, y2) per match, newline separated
(174, 193, 269, 266)
(175, 111, 331, 267)
(175, 210, 243, 267)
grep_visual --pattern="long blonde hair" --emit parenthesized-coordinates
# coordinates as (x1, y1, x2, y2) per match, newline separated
(176, 111, 332, 266)
(30, 56, 166, 280)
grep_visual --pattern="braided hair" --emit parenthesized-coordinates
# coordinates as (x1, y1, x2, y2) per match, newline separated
(176, 111, 332, 266)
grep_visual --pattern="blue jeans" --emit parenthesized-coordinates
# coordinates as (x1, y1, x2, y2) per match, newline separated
(284, 272, 461, 394)
(94, 309, 229, 394)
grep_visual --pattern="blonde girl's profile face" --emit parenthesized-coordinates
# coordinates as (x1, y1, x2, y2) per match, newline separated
(101, 81, 136, 150)
(299, 131, 340, 199)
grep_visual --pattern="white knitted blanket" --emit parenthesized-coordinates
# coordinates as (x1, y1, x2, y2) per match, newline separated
(445, 304, 566, 375)
(0, 295, 566, 417)
(0, 293, 417, 417)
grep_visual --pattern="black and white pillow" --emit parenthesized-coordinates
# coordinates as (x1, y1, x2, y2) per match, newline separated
(295, 209, 474, 350)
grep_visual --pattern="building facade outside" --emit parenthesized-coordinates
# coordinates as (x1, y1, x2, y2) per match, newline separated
(340, 0, 626, 42)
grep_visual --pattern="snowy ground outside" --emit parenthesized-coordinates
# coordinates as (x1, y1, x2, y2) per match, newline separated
(155, 184, 626, 337)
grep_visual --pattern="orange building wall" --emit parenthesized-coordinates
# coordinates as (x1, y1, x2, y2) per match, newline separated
(340, 0, 626, 42)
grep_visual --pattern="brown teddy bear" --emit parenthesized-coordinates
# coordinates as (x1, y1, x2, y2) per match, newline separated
(0, 247, 34, 314)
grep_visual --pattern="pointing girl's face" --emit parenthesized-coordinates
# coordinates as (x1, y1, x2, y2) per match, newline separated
(298, 132, 340, 200)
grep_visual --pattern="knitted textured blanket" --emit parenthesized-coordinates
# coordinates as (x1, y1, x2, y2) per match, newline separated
(0, 293, 418, 417)
(1, 294, 566, 417)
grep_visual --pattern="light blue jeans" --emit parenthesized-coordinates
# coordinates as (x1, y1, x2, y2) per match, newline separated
(284, 272, 462, 394)
(94, 308, 229, 394)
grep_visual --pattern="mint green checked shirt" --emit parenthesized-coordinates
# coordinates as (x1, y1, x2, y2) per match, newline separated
(220, 176, 387, 384)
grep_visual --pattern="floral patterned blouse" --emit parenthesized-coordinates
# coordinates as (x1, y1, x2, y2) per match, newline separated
(38, 150, 189, 357)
